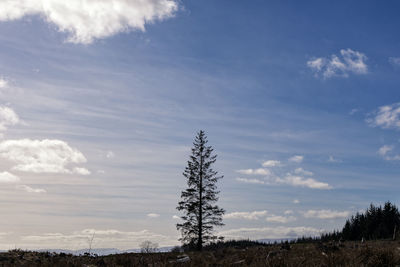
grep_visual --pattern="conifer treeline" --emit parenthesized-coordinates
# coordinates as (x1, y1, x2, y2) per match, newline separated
(321, 202, 400, 241)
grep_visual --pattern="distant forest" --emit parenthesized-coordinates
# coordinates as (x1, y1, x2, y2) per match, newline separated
(318, 202, 400, 242)
(179, 202, 400, 251)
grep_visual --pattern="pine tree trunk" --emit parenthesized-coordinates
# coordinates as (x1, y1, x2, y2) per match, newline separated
(198, 145, 203, 251)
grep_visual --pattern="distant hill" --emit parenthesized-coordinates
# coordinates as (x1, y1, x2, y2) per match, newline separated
(37, 246, 175, 256)
(23, 239, 298, 255)
(33, 239, 296, 255)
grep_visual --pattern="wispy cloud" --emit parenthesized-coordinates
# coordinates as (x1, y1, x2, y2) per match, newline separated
(367, 103, 400, 130)
(307, 49, 368, 78)
(0, 0, 179, 44)
(349, 108, 359, 115)
(389, 57, 400, 66)
(0, 78, 7, 89)
(224, 211, 268, 220)
(236, 177, 266, 184)
(73, 167, 91, 175)
(237, 175, 331, 190)
(0, 139, 89, 175)
(288, 155, 303, 163)
(383, 155, 400, 161)
(0, 171, 20, 183)
(236, 168, 270, 175)
(262, 160, 281, 167)
(367, 105, 400, 160)
(147, 213, 160, 218)
(17, 185, 46, 193)
(106, 151, 115, 159)
(276, 175, 332, 190)
(303, 209, 349, 219)
(327, 155, 341, 163)
(378, 145, 393, 156)
(0, 106, 20, 135)
(294, 168, 313, 176)
(293, 199, 300, 204)
(236, 158, 331, 189)
(266, 215, 296, 223)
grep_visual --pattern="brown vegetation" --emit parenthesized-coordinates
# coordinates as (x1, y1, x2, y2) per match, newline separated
(1, 240, 400, 266)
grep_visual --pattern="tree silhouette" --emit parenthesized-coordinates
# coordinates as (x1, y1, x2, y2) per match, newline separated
(139, 241, 158, 253)
(176, 130, 225, 251)
(322, 201, 400, 241)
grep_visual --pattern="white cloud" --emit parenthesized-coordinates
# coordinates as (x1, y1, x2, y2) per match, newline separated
(262, 160, 280, 167)
(236, 168, 270, 175)
(0, 0, 179, 44)
(73, 167, 91, 175)
(376, 145, 400, 161)
(349, 108, 359, 115)
(106, 151, 115, 159)
(284, 210, 293, 215)
(0, 139, 89, 174)
(288, 155, 303, 163)
(367, 103, 400, 130)
(341, 49, 368, 74)
(307, 49, 368, 78)
(147, 213, 160, 218)
(237, 173, 331, 190)
(224, 211, 267, 220)
(293, 199, 300, 204)
(384, 155, 400, 161)
(0, 171, 20, 183)
(303, 209, 349, 219)
(307, 57, 324, 71)
(294, 168, 313, 176)
(21, 229, 175, 250)
(172, 215, 179, 220)
(389, 57, 400, 66)
(17, 184, 46, 193)
(328, 155, 341, 163)
(219, 226, 323, 240)
(276, 175, 332, 190)
(236, 160, 331, 190)
(0, 78, 8, 89)
(266, 215, 296, 223)
(0, 106, 20, 134)
(378, 145, 393, 156)
(236, 177, 266, 185)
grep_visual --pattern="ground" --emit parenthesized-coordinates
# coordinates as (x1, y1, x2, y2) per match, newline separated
(0, 240, 399, 266)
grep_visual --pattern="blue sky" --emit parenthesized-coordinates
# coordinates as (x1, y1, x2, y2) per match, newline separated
(0, 0, 399, 249)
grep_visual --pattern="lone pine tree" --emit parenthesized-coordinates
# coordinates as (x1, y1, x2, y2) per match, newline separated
(177, 130, 225, 251)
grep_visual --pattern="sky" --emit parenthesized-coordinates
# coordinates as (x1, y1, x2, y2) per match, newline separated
(0, 0, 399, 250)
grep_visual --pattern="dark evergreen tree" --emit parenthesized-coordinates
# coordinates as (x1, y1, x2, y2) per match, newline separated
(176, 130, 225, 251)
(340, 202, 400, 241)
(317, 201, 400, 242)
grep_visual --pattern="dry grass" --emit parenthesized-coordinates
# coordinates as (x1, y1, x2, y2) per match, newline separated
(1, 240, 400, 266)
